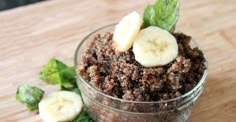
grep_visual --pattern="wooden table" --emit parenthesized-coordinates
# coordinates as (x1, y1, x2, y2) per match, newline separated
(0, 0, 235, 121)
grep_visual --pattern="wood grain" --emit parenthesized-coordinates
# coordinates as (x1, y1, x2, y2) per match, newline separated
(0, 0, 235, 121)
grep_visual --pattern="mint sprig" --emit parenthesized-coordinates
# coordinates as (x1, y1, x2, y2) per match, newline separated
(39, 58, 77, 90)
(16, 84, 44, 111)
(143, 0, 180, 33)
(72, 111, 95, 122)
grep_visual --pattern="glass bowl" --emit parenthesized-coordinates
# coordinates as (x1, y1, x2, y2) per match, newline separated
(74, 24, 208, 122)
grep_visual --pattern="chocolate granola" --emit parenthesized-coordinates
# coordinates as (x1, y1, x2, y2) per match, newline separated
(78, 32, 206, 102)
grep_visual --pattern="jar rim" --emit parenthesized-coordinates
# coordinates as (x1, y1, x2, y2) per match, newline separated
(74, 23, 208, 104)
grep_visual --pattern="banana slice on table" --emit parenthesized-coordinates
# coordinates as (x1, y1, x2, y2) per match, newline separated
(39, 91, 83, 122)
(113, 11, 143, 52)
(133, 26, 178, 67)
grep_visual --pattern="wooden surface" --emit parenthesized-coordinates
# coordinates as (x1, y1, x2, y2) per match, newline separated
(0, 0, 235, 121)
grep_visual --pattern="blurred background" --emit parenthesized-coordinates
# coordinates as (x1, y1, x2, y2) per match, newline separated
(0, 0, 45, 11)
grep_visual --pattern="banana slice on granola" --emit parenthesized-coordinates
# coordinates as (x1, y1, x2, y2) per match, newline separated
(133, 26, 178, 67)
(113, 11, 143, 52)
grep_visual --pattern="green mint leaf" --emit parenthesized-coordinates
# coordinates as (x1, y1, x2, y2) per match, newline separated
(60, 66, 77, 90)
(16, 84, 44, 111)
(143, 0, 180, 33)
(39, 58, 67, 84)
(39, 58, 77, 90)
(154, 0, 180, 32)
(143, 5, 156, 27)
(72, 111, 95, 122)
(72, 88, 81, 96)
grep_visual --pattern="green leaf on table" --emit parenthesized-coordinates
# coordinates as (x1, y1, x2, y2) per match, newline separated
(39, 58, 67, 84)
(72, 111, 95, 122)
(72, 88, 81, 96)
(143, 0, 180, 33)
(16, 84, 44, 111)
(39, 58, 77, 90)
(59, 66, 77, 90)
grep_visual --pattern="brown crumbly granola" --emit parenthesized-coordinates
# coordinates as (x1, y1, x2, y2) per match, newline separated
(78, 32, 206, 102)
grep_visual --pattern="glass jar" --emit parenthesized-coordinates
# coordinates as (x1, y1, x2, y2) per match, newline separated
(74, 24, 208, 122)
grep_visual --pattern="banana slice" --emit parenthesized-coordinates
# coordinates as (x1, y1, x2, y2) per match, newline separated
(133, 26, 178, 67)
(39, 91, 83, 122)
(113, 11, 143, 52)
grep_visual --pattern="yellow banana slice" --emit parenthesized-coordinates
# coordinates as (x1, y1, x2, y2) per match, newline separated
(133, 26, 178, 67)
(113, 11, 143, 52)
(38, 91, 83, 122)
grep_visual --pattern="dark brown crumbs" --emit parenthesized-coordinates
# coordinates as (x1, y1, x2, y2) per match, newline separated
(78, 32, 206, 101)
